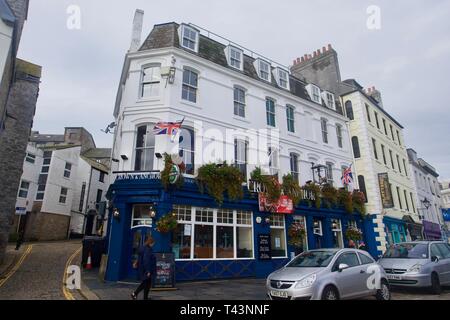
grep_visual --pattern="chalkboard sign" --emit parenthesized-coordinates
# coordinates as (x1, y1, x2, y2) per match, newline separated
(258, 234, 272, 261)
(153, 253, 176, 289)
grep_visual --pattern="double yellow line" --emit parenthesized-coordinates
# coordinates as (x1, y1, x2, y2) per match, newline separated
(0, 245, 33, 289)
(62, 246, 82, 300)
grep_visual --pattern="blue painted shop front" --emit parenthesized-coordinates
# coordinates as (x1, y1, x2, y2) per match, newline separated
(104, 174, 371, 282)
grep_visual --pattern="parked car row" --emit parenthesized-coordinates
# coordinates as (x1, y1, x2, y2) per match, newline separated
(266, 241, 450, 300)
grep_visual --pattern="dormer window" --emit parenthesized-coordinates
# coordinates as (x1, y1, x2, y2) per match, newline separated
(180, 24, 199, 52)
(226, 46, 243, 71)
(322, 91, 335, 110)
(255, 59, 271, 82)
(275, 68, 289, 90)
(306, 84, 321, 104)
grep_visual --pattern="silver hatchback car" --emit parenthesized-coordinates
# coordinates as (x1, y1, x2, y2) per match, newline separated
(266, 248, 391, 300)
(378, 241, 450, 294)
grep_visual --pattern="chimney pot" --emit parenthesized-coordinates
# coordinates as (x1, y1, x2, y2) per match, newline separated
(297, 58, 301, 64)
(322, 46, 327, 53)
(301, 57, 305, 62)
(313, 51, 317, 57)
(328, 44, 332, 50)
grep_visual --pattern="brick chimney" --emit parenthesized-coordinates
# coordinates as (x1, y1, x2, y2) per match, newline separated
(129, 9, 144, 52)
(366, 86, 384, 109)
(291, 44, 342, 95)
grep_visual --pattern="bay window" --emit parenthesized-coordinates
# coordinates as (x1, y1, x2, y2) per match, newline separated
(172, 206, 254, 260)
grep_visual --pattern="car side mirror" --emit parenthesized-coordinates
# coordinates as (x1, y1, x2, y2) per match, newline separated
(431, 256, 440, 263)
(338, 263, 350, 272)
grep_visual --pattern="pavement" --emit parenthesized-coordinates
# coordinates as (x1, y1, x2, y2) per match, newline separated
(1, 241, 450, 301)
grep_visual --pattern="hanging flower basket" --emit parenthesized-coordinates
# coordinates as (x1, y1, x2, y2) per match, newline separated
(288, 223, 306, 248)
(345, 226, 363, 241)
(156, 213, 178, 233)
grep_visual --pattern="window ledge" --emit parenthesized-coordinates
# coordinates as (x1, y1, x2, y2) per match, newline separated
(323, 144, 333, 149)
(136, 96, 162, 104)
(180, 100, 202, 110)
(305, 139, 318, 144)
(233, 116, 250, 124)
(287, 132, 299, 139)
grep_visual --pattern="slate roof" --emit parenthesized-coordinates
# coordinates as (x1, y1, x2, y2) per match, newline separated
(139, 22, 343, 115)
(0, 0, 16, 26)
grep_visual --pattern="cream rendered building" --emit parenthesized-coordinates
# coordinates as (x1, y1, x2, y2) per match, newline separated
(291, 49, 420, 255)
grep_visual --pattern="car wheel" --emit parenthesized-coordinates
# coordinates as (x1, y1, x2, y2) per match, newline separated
(322, 286, 339, 301)
(375, 280, 391, 301)
(430, 273, 442, 295)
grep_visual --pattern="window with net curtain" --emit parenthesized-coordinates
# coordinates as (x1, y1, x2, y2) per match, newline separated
(134, 124, 155, 171)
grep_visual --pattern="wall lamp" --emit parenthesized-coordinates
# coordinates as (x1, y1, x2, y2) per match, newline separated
(113, 208, 120, 220)
(121, 155, 129, 161)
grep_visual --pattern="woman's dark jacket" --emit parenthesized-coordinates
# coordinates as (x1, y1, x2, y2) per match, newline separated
(137, 245, 157, 281)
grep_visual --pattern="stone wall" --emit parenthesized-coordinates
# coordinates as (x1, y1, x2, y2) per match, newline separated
(0, 59, 41, 263)
(24, 205, 71, 241)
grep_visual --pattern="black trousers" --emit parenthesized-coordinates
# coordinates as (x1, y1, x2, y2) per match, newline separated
(135, 277, 152, 300)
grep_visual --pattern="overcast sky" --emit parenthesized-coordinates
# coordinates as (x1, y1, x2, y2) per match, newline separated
(18, 0, 450, 178)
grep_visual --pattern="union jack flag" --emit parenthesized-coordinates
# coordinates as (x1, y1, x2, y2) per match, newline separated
(341, 165, 354, 186)
(153, 119, 184, 141)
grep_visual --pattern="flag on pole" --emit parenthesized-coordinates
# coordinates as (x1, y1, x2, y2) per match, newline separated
(341, 165, 354, 186)
(153, 118, 185, 142)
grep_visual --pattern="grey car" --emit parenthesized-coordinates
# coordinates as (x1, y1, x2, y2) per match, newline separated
(378, 241, 450, 294)
(266, 248, 391, 300)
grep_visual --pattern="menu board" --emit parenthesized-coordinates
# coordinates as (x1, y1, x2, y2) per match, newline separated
(378, 173, 394, 209)
(153, 253, 176, 289)
(258, 234, 272, 261)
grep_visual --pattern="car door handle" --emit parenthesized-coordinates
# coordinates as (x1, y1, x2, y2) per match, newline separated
(360, 270, 366, 274)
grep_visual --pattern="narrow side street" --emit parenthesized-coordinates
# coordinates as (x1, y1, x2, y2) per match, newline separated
(0, 241, 82, 300)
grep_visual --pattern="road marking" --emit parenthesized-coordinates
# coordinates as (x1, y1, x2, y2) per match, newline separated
(0, 245, 33, 289)
(62, 246, 82, 300)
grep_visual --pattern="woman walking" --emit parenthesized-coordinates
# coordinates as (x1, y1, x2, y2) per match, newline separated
(131, 237, 156, 300)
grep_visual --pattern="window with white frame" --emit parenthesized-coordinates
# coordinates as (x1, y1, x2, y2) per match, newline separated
(313, 219, 323, 236)
(270, 215, 287, 258)
(286, 105, 295, 133)
(25, 153, 36, 164)
(228, 46, 243, 70)
(171, 206, 254, 260)
(293, 216, 308, 251)
(336, 124, 343, 148)
(59, 187, 68, 204)
(182, 68, 198, 103)
(64, 162, 72, 178)
(326, 162, 334, 185)
(324, 92, 335, 109)
(257, 59, 270, 81)
(331, 219, 344, 248)
(234, 139, 248, 179)
(181, 25, 199, 52)
(141, 64, 161, 98)
(321, 118, 329, 144)
(268, 147, 279, 178)
(134, 124, 156, 171)
(233, 86, 246, 118)
(266, 98, 276, 127)
(290, 153, 300, 183)
(18, 181, 30, 198)
(179, 127, 195, 175)
(132, 204, 155, 227)
(309, 85, 321, 103)
(277, 68, 289, 89)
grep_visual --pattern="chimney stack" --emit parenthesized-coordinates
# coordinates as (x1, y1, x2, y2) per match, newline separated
(129, 9, 144, 52)
(366, 86, 384, 109)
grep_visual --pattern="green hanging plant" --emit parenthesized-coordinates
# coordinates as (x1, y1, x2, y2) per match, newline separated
(302, 183, 321, 209)
(337, 188, 354, 214)
(352, 190, 367, 217)
(250, 167, 281, 203)
(156, 213, 178, 233)
(321, 184, 338, 209)
(197, 162, 244, 205)
(282, 174, 302, 206)
(161, 153, 184, 190)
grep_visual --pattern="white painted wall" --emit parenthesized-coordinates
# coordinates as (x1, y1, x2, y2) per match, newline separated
(112, 46, 354, 188)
